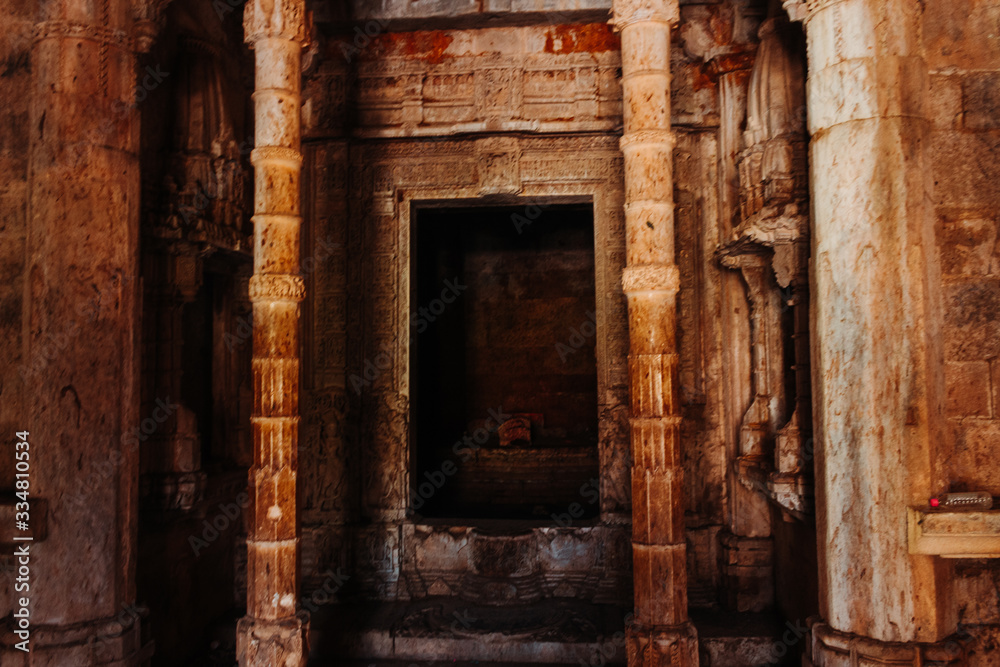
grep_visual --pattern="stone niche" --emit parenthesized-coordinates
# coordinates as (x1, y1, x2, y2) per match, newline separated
(346, 134, 633, 603)
(411, 203, 599, 520)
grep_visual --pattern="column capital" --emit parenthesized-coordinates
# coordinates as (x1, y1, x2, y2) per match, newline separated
(783, 1, 811, 22)
(612, 0, 679, 30)
(130, 0, 172, 52)
(244, 0, 310, 47)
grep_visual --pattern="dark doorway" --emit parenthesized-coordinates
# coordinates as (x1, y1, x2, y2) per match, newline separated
(410, 203, 600, 520)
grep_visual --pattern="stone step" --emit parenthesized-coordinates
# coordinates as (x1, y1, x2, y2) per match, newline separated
(309, 600, 798, 666)
(693, 609, 800, 667)
(309, 598, 629, 665)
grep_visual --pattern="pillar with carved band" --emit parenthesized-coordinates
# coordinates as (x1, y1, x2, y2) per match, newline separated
(798, 0, 963, 664)
(612, 0, 698, 664)
(238, 1, 310, 665)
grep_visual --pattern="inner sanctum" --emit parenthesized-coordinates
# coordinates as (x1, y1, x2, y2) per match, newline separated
(2, 0, 999, 666)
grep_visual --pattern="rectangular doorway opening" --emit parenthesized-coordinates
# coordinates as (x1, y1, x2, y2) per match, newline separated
(410, 203, 600, 521)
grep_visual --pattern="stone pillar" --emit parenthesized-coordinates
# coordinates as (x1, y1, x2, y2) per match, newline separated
(237, 1, 310, 665)
(613, 0, 698, 664)
(140, 244, 206, 513)
(802, 0, 958, 660)
(0, 1, 153, 664)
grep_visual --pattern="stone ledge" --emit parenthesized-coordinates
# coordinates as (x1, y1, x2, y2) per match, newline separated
(907, 506, 1000, 558)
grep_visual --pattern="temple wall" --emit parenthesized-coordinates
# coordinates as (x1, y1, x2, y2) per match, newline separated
(297, 12, 732, 608)
(925, 0, 1000, 658)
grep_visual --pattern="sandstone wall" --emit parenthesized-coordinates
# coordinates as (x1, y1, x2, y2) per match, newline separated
(925, 0, 1000, 657)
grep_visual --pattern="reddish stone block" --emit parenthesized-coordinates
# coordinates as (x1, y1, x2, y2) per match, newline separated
(945, 361, 992, 417)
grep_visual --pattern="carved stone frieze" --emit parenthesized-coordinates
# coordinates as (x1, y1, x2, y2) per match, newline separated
(718, 10, 812, 534)
(329, 25, 622, 140)
(249, 274, 306, 302)
(244, 0, 310, 46)
(622, 264, 681, 295)
(475, 136, 522, 195)
(32, 21, 133, 50)
(611, 0, 680, 29)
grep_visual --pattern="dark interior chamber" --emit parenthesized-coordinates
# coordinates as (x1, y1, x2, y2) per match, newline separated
(411, 203, 600, 520)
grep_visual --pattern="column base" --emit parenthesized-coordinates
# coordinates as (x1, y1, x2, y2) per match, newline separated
(0, 605, 154, 666)
(237, 611, 310, 667)
(626, 621, 699, 667)
(807, 622, 970, 667)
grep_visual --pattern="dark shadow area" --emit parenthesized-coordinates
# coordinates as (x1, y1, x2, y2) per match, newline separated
(411, 204, 599, 520)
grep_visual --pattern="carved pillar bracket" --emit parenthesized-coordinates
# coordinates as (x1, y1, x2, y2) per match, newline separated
(130, 0, 173, 52)
(238, 1, 310, 666)
(613, 0, 698, 664)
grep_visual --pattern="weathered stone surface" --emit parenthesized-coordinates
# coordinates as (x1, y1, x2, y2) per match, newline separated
(3, 0, 1000, 665)
(945, 361, 992, 418)
(943, 279, 1000, 362)
(807, 0, 954, 647)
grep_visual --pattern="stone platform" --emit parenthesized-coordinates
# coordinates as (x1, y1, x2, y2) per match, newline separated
(308, 599, 795, 666)
(310, 598, 628, 665)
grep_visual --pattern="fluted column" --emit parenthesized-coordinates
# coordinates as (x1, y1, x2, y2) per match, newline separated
(237, 1, 309, 665)
(613, 0, 698, 664)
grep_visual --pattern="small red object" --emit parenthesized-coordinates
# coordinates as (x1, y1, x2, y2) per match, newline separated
(930, 497, 940, 508)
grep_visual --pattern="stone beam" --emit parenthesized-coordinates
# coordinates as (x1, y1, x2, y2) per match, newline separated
(238, 1, 310, 665)
(612, 0, 699, 664)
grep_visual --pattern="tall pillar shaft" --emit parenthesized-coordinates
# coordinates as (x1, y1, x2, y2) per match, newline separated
(238, 2, 309, 665)
(804, 0, 957, 659)
(1, 2, 151, 664)
(613, 1, 698, 664)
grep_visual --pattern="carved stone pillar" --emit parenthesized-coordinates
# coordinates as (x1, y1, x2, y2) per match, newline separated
(140, 243, 207, 512)
(0, 2, 153, 664)
(613, 0, 698, 664)
(237, 1, 310, 665)
(799, 0, 958, 658)
(717, 251, 779, 612)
